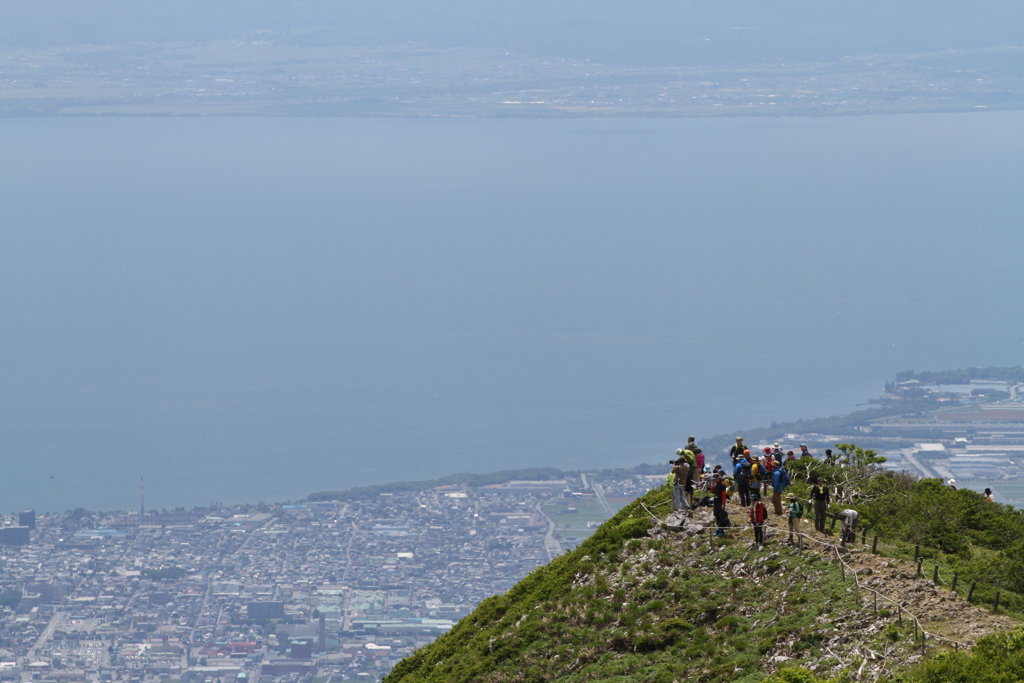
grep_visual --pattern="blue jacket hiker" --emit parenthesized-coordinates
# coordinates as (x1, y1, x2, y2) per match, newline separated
(770, 466, 791, 515)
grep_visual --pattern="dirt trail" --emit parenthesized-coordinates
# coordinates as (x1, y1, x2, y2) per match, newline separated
(724, 503, 1016, 645)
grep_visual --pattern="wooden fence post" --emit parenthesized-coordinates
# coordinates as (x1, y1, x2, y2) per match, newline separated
(872, 535, 878, 554)
(914, 544, 920, 562)
(933, 564, 939, 584)
(994, 591, 1001, 613)
(861, 528, 867, 545)
(917, 558, 923, 578)
(952, 572, 959, 594)
(968, 581, 977, 603)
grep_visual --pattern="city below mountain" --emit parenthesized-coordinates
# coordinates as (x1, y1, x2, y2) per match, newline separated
(1, 368, 1023, 682)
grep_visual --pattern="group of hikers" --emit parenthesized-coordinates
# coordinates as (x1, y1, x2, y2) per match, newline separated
(666, 436, 859, 548)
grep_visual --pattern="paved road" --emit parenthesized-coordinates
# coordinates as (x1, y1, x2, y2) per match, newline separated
(535, 500, 562, 561)
(902, 448, 936, 479)
(592, 482, 614, 518)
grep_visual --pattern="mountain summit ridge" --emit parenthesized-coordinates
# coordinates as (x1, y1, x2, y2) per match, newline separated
(384, 465, 1023, 682)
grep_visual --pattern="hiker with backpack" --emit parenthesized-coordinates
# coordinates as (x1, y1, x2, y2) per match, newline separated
(771, 461, 791, 515)
(734, 454, 752, 507)
(729, 437, 747, 466)
(749, 492, 769, 548)
(679, 448, 697, 509)
(785, 493, 803, 544)
(687, 437, 705, 471)
(750, 454, 768, 498)
(668, 451, 691, 512)
(762, 451, 776, 497)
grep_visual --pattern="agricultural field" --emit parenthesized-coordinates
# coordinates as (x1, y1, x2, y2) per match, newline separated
(542, 496, 610, 547)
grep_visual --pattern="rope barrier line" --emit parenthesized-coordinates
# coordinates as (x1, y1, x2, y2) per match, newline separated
(641, 501, 975, 650)
(648, 484, 1014, 626)
(780, 529, 972, 649)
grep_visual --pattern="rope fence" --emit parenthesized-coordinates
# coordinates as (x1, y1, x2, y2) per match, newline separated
(639, 494, 1019, 655)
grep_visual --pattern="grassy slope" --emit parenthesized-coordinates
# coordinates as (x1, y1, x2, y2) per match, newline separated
(384, 484, 966, 683)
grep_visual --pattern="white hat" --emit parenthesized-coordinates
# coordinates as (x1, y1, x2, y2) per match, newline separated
(676, 448, 684, 455)
(948, 478, 956, 485)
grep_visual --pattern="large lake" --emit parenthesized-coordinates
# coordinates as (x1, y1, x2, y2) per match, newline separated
(2, 113, 1023, 512)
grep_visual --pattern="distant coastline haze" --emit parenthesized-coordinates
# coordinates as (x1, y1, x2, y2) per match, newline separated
(2, 113, 1023, 511)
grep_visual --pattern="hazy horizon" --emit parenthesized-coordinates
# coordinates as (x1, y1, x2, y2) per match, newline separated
(4, 112, 1024, 512)
(3, 1, 1024, 117)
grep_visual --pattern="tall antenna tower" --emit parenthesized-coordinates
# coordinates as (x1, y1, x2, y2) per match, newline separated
(140, 476, 145, 515)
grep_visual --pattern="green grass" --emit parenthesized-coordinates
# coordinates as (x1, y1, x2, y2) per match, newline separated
(385, 485, 871, 683)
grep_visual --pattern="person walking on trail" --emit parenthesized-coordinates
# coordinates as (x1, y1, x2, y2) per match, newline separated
(730, 437, 747, 466)
(811, 478, 831, 533)
(749, 492, 769, 547)
(734, 454, 752, 507)
(838, 508, 859, 546)
(771, 462, 791, 515)
(785, 493, 803, 544)
(799, 444, 811, 459)
(712, 473, 730, 537)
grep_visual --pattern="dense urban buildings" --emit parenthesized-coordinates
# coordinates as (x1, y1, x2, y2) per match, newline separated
(0, 476, 648, 683)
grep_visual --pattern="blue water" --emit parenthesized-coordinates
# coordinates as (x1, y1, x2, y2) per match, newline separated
(2, 114, 1023, 513)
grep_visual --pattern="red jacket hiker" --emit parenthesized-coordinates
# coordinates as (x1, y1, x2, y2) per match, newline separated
(749, 500, 768, 525)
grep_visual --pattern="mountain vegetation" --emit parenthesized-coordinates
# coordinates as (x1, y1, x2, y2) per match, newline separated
(384, 451, 1024, 683)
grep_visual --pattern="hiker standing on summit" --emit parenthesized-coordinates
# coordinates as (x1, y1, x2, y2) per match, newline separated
(734, 453, 752, 507)
(668, 452, 690, 512)
(730, 437, 746, 466)
(771, 460, 791, 515)
(712, 473, 729, 537)
(811, 477, 831, 533)
(785, 493, 803, 544)
(679, 448, 697, 509)
(749, 492, 769, 548)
